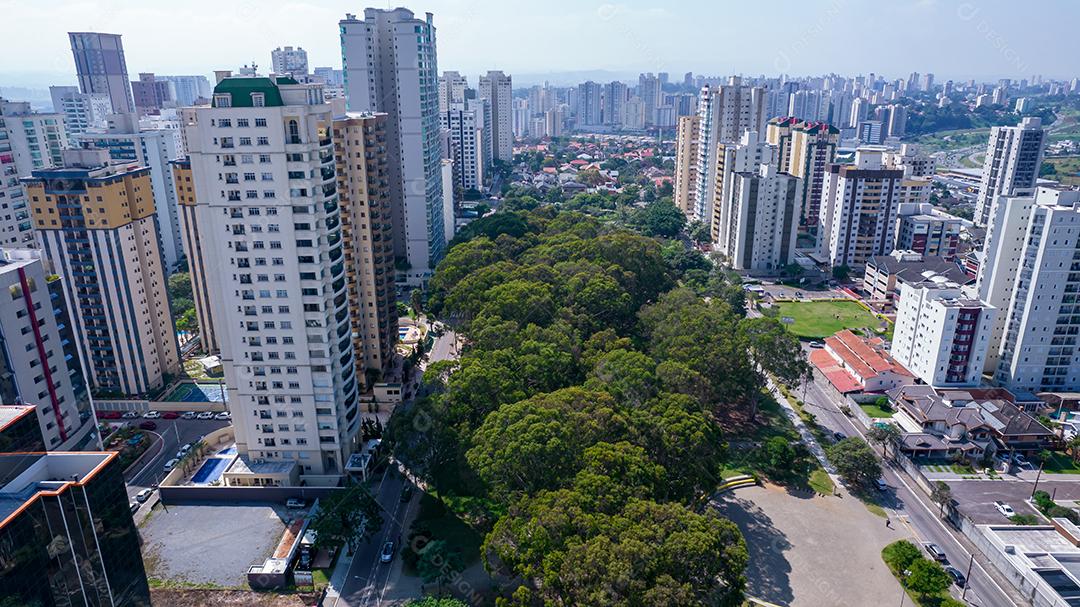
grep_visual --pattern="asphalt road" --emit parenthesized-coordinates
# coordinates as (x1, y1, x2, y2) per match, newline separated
(798, 368, 1023, 607)
(122, 417, 229, 502)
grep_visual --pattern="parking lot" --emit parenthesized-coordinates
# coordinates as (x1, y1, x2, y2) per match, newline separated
(140, 503, 289, 587)
(946, 478, 1080, 523)
(712, 483, 906, 606)
(117, 416, 230, 503)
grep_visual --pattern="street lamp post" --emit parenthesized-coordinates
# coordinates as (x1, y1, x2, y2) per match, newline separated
(1031, 460, 1045, 498)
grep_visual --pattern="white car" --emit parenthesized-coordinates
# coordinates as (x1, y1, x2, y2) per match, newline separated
(122, 411, 140, 419)
(214, 411, 231, 421)
(196, 411, 214, 420)
(163, 458, 179, 472)
(135, 488, 154, 503)
(179, 443, 193, 456)
(181, 411, 197, 420)
(143, 411, 161, 419)
(995, 501, 1016, 517)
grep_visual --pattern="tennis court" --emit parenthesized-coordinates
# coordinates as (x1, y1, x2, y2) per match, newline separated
(163, 382, 228, 403)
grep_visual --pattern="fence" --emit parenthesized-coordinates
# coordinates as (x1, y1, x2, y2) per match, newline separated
(159, 485, 345, 505)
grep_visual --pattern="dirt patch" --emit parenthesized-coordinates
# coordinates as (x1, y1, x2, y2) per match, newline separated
(151, 589, 319, 606)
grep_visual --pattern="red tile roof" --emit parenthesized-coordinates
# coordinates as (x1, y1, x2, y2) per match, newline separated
(823, 330, 912, 382)
(809, 349, 862, 394)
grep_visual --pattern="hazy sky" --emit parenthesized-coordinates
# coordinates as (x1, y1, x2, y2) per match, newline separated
(1, 0, 1075, 89)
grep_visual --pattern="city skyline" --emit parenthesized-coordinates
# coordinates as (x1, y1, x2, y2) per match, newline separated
(2, 0, 1078, 92)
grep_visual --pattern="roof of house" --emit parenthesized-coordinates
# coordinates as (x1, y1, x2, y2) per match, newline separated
(890, 385, 1054, 439)
(212, 77, 287, 108)
(865, 255, 971, 287)
(824, 330, 913, 381)
(809, 349, 862, 393)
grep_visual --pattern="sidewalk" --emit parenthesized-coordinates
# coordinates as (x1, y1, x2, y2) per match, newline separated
(766, 377, 837, 479)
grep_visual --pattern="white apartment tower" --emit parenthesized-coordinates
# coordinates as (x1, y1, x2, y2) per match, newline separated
(673, 115, 699, 217)
(438, 71, 467, 114)
(722, 163, 800, 271)
(441, 106, 485, 193)
(478, 71, 512, 162)
(974, 118, 1046, 227)
(692, 77, 766, 225)
(892, 280, 995, 388)
(270, 46, 309, 77)
(180, 75, 362, 484)
(0, 100, 67, 247)
(604, 81, 629, 127)
(49, 86, 111, 145)
(710, 130, 775, 246)
(341, 8, 446, 285)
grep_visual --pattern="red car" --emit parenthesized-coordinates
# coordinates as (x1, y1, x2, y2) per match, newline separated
(138, 421, 157, 431)
(162, 411, 180, 420)
(96, 410, 122, 420)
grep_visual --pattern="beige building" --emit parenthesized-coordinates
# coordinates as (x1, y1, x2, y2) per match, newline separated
(25, 148, 178, 396)
(765, 117, 838, 232)
(332, 112, 398, 387)
(171, 158, 218, 353)
(673, 115, 699, 218)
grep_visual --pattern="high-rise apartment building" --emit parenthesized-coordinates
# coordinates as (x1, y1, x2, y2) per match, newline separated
(76, 112, 185, 272)
(332, 112, 398, 383)
(437, 71, 467, 114)
(441, 106, 485, 194)
(0, 99, 68, 247)
(821, 148, 905, 268)
(341, 8, 446, 285)
(171, 158, 218, 353)
(722, 163, 800, 271)
(892, 280, 994, 388)
(0, 249, 97, 450)
(621, 97, 645, 131)
(974, 117, 1046, 227)
(575, 81, 603, 128)
(673, 115, 699, 217)
(883, 144, 937, 178)
(180, 75, 363, 484)
(130, 72, 175, 116)
(271, 46, 309, 76)
(512, 98, 530, 138)
(161, 75, 213, 106)
(24, 148, 179, 397)
(478, 71, 512, 161)
(765, 117, 838, 231)
(894, 203, 962, 259)
(638, 73, 662, 127)
(692, 77, 766, 224)
(69, 32, 135, 115)
(49, 86, 111, 144)
(710, 130, 775, 246)
(884, 104, 907, 138)
(603, 81, 628, 127)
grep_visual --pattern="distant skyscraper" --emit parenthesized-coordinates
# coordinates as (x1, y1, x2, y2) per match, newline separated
(161, 74, 212, 106)
(25, 148, 179, 396)
(438, 71, 467, 114)
(885, 104, 907, 138)
(441, 106, 485, 192)
(49, 85, 111, 143)
(341, 8, 446, 284)
(512, 97, 530, 138)
(0, 99, 66, 247)
(603, 81, 628, 127)
(673, 115, 699, 217)
(270, 45, 309, 76)
(69, 32, 135, 114)
(974, 117, 1046, 227)
(638, 73, 662, 126)
(314, 67, 344, 87)
(575, 81, 602, 128)
(130, 72, 175, 115)
(478, 71, 513, 161)
(766, 117, 839, 231)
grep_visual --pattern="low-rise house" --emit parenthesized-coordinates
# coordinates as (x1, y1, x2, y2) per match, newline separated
(890, 384, 1054, 461)
(809, 329, 915, 393)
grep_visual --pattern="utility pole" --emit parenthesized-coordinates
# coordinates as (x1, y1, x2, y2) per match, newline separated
(1031, 460, 1045, 498)
(961, 553, 974, 601)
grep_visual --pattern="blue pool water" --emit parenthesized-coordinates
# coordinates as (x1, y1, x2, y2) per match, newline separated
(191, 457, 230, 484)
(218, 446, 237, 455)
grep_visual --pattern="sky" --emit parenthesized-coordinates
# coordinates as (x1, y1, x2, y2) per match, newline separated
(0, 0, 1076, 90)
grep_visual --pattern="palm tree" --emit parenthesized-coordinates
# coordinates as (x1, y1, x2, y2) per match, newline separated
(1067, 435, 1080, 463)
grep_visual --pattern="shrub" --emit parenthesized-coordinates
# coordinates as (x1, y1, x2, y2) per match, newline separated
(1009, 514, 1041, 525)
(1048, 505, 1080, 524)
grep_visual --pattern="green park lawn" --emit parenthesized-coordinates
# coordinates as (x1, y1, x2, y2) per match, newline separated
(859, 402, 895, 418)
(774, 300, 890, 340)
(1042, 451, 1080, 474)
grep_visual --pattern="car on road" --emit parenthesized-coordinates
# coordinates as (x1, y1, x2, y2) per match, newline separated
(401, 486, 414, 503)
(135, 488, 154, 503)
(380, 541, 395, 563)
(214, 411, 231, 421)
(162, 411, 180, 419)
(924, 543, 947, 562)
(286, 498, 306, 509)
(181, 411, 197, 420)
(122, 411, 139, 419)
(945, 565, 966, 587)
(995, 501, 1016, 517)
(129, 502, 140, 514)
(808, 341, 825, 349)
(163, 458, 179, 472)
(138, 421, 157, 431)
(96, 410, 122, 420)
(143, 411, 161, 419)
(875, 478, 888, 491)
(179, 443, 193, 457)
(833, 431, 847, 441)
(196, 411, 214, 420)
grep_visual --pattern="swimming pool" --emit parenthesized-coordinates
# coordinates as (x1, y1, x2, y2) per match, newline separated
(191, 457, 231, 484)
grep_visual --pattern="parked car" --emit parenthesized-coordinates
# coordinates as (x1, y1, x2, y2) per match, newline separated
(196, 411, 214, 420)
(945, 565, 966, 587)
(808, 341, 825, 349)
(380, 541, 395, 563)
(138, 421, 157, 431)
(122, 411, 139, 419)
(286, 498, 306, 509)
(179, 443, 194, 457)
(214, 411, 231, 421)
(833, 431, 847, 441)
(163, 458, 179, 472)
(96, 410, 122, 420)
(143, 411, 161, 419)
(162, 411, 180, 420)
(924, 543, 947, 562)
(995, 501, 1016, 517)
(181, 411, 197, 420)
(875, 478, 888, 492)
(135, 488, 154, 503)
(129, 502, 140, 515)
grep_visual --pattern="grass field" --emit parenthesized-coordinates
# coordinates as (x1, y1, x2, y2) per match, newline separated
(859, 403, 895, 418)
(1041, 451, 1080, 474)
(912, 127, 990, 153)
(774, 300, 889, 339)
(1043, 157, 1080, 186)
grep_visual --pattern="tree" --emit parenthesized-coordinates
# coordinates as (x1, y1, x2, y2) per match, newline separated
(881, 540, 922, 573)
(406, 598, 469, 607)
(632, 199, 686, 238)
(930, 481, 953, 517)
(309, 485, 383, 554)
(167, 272, 193, 301)
(416, 540, 464, 596)
(1068, 435, 1080, 463)
(905, 559, 952, 598)
(832, 264, 851, 282)
(176, 308, 198, 334)
(866, 423, 902, 459)
(411, 288, 424, 316)
(826, 438, 881, 488)
(688, 220, 711, 244)
(763, 436, 797, 476)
